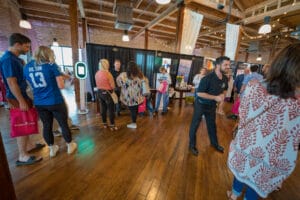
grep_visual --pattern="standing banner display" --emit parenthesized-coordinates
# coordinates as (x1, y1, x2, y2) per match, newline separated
(177, 59, 192, 83)
(75, 62, 88, 114)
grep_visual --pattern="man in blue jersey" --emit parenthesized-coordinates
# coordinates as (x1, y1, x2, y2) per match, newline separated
(0, 33, 43, 166)
(188, 56, 230, 156)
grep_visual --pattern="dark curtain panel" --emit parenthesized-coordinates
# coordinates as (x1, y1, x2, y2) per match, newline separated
(87, 43, 204, 93)
(86, 43, 156, 95)
(135, 50, 155, 87)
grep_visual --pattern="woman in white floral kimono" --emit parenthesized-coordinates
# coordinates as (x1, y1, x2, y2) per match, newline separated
(227, 43, 300, 200)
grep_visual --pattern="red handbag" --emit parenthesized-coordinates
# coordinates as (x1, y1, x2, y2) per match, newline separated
(10, 108, 39, 138)
(138, 98, 146, 113)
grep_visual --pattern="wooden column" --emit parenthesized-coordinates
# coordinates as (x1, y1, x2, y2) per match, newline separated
(175, 4, 185, 53)
(82, 18, 87, 48)
(0, 132, 17, 200)
(144, 29, 149, 50)
(69, 0, 80, 102)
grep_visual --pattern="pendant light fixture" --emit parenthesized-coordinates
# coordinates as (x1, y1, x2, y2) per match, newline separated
(52, 38, 59, 46)
(256, 54, 262, 61)
(122, 30, 130, 42)
(258, 16, 272, 34)
(19, 13, 32, 29)
(155, 0, 171, 5)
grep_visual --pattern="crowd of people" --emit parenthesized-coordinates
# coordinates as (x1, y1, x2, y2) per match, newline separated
(0, 33, 299, 200)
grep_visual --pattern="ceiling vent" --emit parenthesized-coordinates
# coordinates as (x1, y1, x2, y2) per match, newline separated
(290, 25, 300, 40)
(247, 41, 259, 52)
(115, 5, 133, 30)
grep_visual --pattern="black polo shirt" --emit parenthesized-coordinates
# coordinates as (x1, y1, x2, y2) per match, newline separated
(196, 71, 228, 106)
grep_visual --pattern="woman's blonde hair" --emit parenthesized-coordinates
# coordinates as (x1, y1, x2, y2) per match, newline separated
(99, 59, 110, 71)
(34, 46, 55, 64)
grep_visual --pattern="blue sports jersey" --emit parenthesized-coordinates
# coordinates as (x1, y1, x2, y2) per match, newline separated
(0, 51, 29, 99)
(24, 60, 64, 105)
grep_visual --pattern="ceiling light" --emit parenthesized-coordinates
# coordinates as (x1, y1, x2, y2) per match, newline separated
(52, 38, 59, 46)
(155, 0, 171, 5)
(258, 16, 271, 34)
(122, 30, 129, 42)
(256, 54, 262, 61)
(19, 13, 32, 29)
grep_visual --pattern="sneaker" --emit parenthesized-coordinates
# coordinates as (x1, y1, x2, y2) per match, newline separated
(149, 112, 153, 118)
(70, 124, 80, 130)
(127, 123, 137, 129)
(67, 142, 77, 154)
(49, 145, 59, 157)
(53, 130, 62, 137)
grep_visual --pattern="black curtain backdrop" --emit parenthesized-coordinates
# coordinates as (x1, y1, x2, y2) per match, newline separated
(86, 43, 204, 95)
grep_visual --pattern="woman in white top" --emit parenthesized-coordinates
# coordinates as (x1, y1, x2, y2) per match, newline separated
(193, 67, 207, 96)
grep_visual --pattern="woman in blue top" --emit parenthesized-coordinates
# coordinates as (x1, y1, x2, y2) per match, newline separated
(24, 46, 77, 158)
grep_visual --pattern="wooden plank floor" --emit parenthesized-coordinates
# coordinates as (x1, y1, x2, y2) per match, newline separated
(0, 90, 299, 200)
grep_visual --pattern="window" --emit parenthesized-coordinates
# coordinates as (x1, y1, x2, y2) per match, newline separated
(50, 46, 82, 72)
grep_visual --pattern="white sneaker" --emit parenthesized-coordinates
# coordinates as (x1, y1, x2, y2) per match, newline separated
(127, 123, 137, 129)
(49, 145, 59, 157)
(67, 142, 77, 154)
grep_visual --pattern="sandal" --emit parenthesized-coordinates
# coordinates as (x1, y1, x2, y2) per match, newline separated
(227, 191, 237, 200)
(109, 126, 119, 131)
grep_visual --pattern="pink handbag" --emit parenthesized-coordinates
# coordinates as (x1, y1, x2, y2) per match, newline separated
(231, 97, 240, 115)
(10, 108, 39, 138)
(158, 80, 168, 94)
(138, 98, 146, 113)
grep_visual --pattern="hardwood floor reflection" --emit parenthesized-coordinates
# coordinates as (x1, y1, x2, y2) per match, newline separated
(0, 91, 299, 200)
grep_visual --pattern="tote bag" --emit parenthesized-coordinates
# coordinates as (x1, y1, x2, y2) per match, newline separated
(10, 108, 39, 138)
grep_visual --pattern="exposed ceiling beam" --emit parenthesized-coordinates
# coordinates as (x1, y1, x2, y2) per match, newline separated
(242, 2, 300, 25)
(185, 0, 244, 19)
(135, 0, 143, 8)
(233, 0, 245, 12)
(131, 0, 183, 40)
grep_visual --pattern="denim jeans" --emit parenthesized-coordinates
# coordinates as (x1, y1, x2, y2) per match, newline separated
(115, 88, 121, 114)
(36, 103, 72, 145)
(189, 101, 219, 148)
(146, 96, 153, 113)
(155, 92, 168, 112)
(232, 177, 259, 200)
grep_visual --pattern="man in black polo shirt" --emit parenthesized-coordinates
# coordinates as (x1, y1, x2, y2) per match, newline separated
(189, 56, 230, 156)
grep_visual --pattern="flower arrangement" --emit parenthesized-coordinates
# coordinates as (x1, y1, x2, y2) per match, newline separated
(176, 75, 184, 84)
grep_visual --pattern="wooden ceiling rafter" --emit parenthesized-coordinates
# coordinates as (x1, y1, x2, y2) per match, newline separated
(18, 0, 300, 52)
(131, 0, 184, 40)
(242, 1, 300, 24)
(185, 0, 244, 19)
